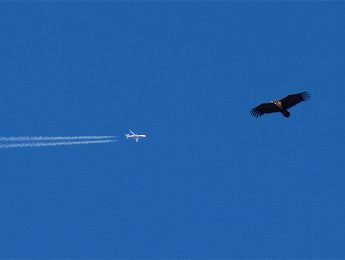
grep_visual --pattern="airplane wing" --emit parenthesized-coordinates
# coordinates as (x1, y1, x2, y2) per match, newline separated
(129, 130, 135, 135)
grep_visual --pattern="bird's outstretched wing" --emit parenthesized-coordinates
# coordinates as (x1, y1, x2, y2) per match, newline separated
(250, 102, 281, 117)
(280, 92, 310, 109)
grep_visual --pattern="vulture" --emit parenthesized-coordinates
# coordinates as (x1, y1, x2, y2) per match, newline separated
(251, 92, 310, 118)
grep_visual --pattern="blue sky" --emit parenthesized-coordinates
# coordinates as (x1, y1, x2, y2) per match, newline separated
(1, 2, 345, 259)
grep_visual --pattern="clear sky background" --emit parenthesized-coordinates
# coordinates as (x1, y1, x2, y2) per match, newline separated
(1, 2, 345, 259)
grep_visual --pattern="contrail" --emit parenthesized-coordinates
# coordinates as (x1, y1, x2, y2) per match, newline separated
(0, 139, 116, 149)
(0, 136, 116, 142)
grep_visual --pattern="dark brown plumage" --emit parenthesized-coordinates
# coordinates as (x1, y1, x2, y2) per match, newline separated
(251, 92, 310, 118)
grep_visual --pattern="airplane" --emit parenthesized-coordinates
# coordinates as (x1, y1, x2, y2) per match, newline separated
(125, 130, 146, 142)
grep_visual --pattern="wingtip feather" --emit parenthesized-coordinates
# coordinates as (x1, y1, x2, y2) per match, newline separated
(250, 109, 260, 118)
(301, 91, 311, 101)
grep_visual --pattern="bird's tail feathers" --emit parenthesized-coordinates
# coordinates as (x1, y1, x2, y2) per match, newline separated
(282, 110, 290, 118)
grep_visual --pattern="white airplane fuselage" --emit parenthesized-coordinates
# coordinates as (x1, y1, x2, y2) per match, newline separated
(125, 132, 146, 142)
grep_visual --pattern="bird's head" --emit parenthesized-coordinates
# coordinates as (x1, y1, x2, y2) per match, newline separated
(272, 100, 282, 109)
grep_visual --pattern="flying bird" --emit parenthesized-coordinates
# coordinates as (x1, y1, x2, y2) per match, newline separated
(251, 91, 310, 118)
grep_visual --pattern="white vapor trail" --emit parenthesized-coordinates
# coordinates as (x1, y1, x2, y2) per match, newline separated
(0, 139, 116, 149)
(0, 136, 115, 141)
